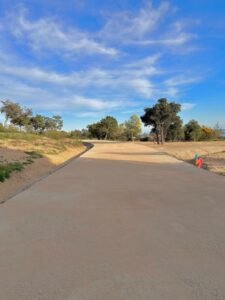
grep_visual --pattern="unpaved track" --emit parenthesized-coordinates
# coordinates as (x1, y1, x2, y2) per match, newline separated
(0, 142, 225, 299)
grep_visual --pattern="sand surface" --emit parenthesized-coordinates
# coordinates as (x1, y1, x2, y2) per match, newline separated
(0, 142, 225, 299)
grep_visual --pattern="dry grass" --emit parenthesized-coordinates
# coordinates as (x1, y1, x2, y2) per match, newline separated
(0, 137, 84, 164)
(140, 141, 225, 176)
(0, 135, 86, 203)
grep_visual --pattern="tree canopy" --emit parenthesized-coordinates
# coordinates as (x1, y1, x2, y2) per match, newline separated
(124, 114, 142, 140)
(0, 100, 63, 132)
(141, 98, 181, 144)
(184, 120, 203, 141)
(88, 116, 118, 140)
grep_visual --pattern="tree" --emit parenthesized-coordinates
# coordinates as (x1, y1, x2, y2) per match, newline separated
(201, 125, 214, 140)
(44, 115, 63, 131)
(87, 122, 103, 139)
(117, 123, 127, 140)
(124, 114, 142, 141)
(213, 123, 222, 139)
(99, 116, 118, 140)
(30, 114, 46, 132)
(141, 98, 181, 144)
(0, 100, 22, 126)
(184, 120, 202, 141)
(11, 108, 33, 130)
(87, 116, 119, 140)
(52, 115, 63, 130)
(166, 116, 184, 141)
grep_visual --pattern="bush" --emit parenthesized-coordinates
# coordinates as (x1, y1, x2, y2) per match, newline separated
(43, 130, 69, 140)
(200, 126, 215, 140)
(0, 162, 24, 182)
(24, 151, 43, 159)
(184, 120, 202, 141)
(140, 136, 151, 142)
(0, 124, 20, 133)
(0, 132, 38, 141)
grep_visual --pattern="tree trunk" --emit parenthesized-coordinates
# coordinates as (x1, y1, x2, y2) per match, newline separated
(161, 125, 164, 144)
(156, 128, 160, 144)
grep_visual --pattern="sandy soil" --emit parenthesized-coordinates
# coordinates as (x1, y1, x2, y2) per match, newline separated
(139, 141, 225, 176)
(0, 138, 86, 203)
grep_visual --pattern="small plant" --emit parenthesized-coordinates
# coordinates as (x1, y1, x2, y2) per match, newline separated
(23, 158, 34, 165)
(24, 151, 43, 159)
(0, 162, 24, 182)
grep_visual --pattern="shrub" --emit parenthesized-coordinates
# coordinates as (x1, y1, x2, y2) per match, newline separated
(184, 120, 202, 141)
(24, 151, 43, 159)
(43, 130, 69, 140)
(0, 162, 24, 182)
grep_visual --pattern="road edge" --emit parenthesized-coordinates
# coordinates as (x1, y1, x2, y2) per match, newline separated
(0, 142, 94, 205)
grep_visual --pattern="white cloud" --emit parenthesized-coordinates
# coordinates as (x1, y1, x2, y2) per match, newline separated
(0, 53, 160, 98)
(181, 102, 196, 110)
(70, 96, 120, 110)
(100, 2, 193, 48)
(0, 72, 123, 114)
(101, 2, 171, 41)
(165, 75, 202, 87)
(135, 33, 192, 46)
(7, 8, 118, 56)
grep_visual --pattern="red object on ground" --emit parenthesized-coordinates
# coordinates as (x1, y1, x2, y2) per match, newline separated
(196, 157, 203, 168)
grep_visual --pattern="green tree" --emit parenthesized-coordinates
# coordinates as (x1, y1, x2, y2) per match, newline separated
(213, 123, 222, 139)
(87, 122, 103, 139)
(141, 98, 181, 144)
(44, 115, 63, 131)
(87, 116, 119, 140)
(11, 108, 33, 130)
(124, 114, 142, 141)
(0, 100, 22, 126)
(70, 129, 91, 139)
(99, 116, 118, 140)
(52, 115, 63, 130)
(117, 123, 127, 140)
(184, 120, 202, 141)
(30, 114, 46, 132)
(166, 116, 184, 141)
(70, 129, 82, 139)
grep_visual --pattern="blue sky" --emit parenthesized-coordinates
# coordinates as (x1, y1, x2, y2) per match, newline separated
(0, 0, 224, 130)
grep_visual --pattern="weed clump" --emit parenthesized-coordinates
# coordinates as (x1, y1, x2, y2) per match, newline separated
(24, 151, 43, 159)
(0, 162, 24, 182)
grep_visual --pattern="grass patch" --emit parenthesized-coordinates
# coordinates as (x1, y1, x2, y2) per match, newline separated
(23, 158, 34, 165)
(24, 151, 43, 159)
(0, 162, 24, 182)
(0, 132, 39, 141)
(22, 151, 43, 165)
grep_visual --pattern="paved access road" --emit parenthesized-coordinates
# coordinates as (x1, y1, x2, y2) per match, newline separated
(0, 142, 225, 300)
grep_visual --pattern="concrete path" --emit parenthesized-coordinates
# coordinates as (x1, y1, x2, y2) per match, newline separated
(0, 142, 225, 299)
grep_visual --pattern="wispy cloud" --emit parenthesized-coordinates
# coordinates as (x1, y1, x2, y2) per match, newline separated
(0, 54, 161, 98)
(70, 96, 120, 110)
(5, 7, 118, 56)
(181, 102, 196, 110)
(164, 75, 202, 87)
(101, 2, 171, 41)
(0, 74, 122, 113)
(100, 2, 193, 48)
